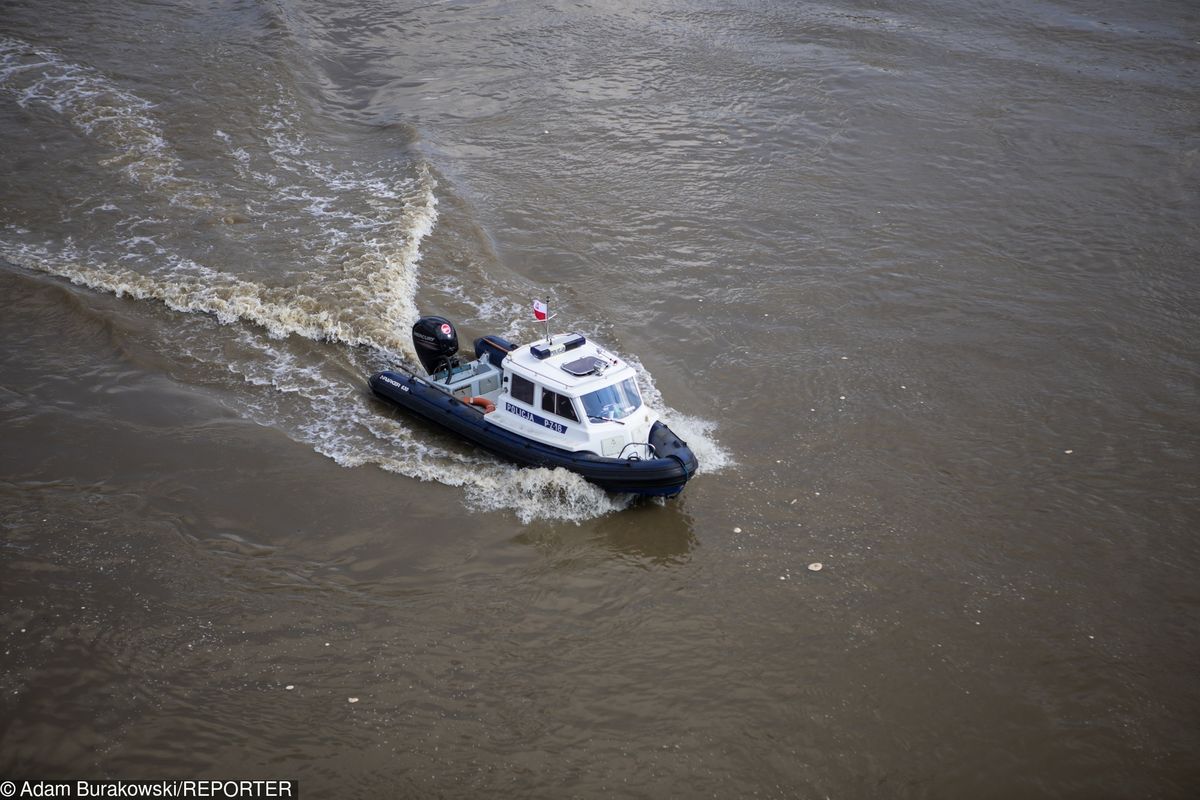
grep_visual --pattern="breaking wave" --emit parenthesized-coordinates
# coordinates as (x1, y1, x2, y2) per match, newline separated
(0, 34, 437, 358)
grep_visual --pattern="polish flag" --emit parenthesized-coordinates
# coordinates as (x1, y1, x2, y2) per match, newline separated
(533, 299, 548, 321)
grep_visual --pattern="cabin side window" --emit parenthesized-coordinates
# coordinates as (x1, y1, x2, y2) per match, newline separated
(541, 388, 579, 423)
(556, 393, 580, 423)
(511, 374, 535, 405)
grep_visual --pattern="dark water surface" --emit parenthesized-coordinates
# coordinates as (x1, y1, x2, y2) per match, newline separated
(3, 0, 1199, 796)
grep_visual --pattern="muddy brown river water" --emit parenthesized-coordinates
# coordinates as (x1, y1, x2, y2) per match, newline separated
(2, 0, 1199, 796)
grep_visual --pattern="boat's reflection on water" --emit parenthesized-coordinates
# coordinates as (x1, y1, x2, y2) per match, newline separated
(514, 499, 698, 567)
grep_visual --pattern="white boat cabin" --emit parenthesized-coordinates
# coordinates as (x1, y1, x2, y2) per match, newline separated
(433, 333, 660, 458)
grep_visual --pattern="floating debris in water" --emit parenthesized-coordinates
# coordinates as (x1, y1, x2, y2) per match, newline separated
(348, 697, 359, 704)
(285, 685, 294, 691)
(733, 527, 742, 533)
(808, 562, 823, 572)
(1064, 449, 1074, 454)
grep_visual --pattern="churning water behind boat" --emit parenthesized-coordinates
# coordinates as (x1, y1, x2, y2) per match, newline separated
(0, 26, 729, 522)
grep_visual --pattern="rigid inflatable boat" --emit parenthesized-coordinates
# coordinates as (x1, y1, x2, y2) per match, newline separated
(369, 315, 699, 496)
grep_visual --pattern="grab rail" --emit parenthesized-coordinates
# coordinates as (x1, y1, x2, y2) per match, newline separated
(618, 442, 657, 461)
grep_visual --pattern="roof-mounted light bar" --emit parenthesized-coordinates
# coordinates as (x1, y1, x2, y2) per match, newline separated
(531, 332, 587, 360)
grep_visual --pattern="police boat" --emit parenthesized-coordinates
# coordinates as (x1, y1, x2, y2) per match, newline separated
(369, 315, 699, 496)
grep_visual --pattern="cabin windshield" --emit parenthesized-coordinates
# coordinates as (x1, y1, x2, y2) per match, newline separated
(581, 378, 641, 421)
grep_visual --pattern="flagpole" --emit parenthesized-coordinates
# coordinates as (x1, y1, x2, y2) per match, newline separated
(534, 298, 555, 345)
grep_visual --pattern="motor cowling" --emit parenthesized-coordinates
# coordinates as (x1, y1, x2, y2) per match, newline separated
(412, 316, 460, 376)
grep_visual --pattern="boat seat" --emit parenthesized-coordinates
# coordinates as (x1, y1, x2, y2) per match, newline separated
(474, 335, 517, 368)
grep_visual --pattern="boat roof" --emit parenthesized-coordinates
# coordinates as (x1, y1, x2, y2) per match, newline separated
(504, 334, 637, 396)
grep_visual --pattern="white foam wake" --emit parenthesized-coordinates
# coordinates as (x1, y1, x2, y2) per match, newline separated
(0, 158, 435, 359)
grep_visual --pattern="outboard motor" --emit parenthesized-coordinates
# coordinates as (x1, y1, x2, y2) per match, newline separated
(412, 316, 460, 378)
